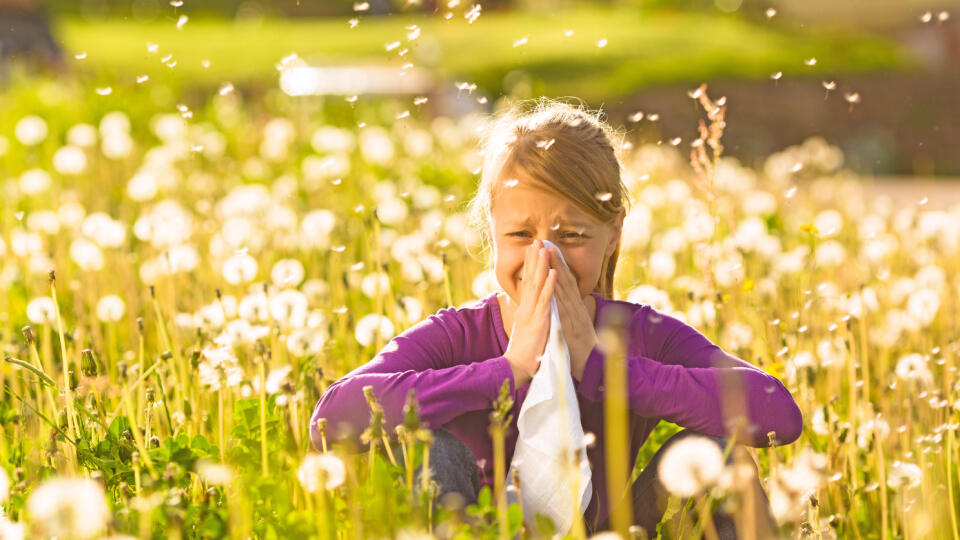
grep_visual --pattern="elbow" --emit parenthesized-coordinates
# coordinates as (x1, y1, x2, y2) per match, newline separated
(308, 384, 367, 453)
(780, 399, 804, 445)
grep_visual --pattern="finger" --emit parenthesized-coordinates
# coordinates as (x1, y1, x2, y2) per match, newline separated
(533, 247, 549, 293)
(537, 268, 557, 313)
(521, 242, 536, 300)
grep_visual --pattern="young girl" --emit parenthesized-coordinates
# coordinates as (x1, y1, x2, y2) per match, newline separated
(310, 99, 803, 537)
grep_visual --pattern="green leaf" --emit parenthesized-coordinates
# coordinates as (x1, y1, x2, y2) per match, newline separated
(477, 485, 491, 508)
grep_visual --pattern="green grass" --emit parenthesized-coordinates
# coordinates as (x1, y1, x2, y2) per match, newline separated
(56, 8, 913, 101)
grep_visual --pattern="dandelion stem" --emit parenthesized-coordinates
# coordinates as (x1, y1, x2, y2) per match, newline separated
(50, 273, 80, 472)
(259, 355, 269, 476)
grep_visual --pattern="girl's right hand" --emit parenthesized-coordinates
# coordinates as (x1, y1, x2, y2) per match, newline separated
(504, 239, 557, 388)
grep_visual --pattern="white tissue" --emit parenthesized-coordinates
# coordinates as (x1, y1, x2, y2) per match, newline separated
(505, 239, 592, 535)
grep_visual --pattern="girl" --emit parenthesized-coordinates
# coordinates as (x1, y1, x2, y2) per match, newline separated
(310, 98, 803, 537)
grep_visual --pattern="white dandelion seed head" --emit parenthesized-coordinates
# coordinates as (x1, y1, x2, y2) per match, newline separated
(26, 477, 109, 539)
(906, 288, 940, 326)
(67, 123, 98, 148)
(26, 296, 57, 324)
(269, 289, 309, 329)
(360, 271, 391, 299)
(813, 209, 843, 237)
(15, 115, 48, 146)
(271, 258, 306, 288)
(376, 197, 409, 226)
(298, 453, 346, 492)
(657, 436, 724, 497)
(648, 250, 676, 281)
(355, 313, 395, 347)
(81, 212, 126, 248)
(222, 253, 258, 285)
(895, 353, 934, 388)
(96, 294, 126, 322)
(887, 462, 922, 490)
(814, 240, 846, 267)
(26, 210, 61, 235)
(70, 237, 104, 271)
(53, 145, 88, 175)
(20, 169, 52, 195)
(195, 459, 235, 486)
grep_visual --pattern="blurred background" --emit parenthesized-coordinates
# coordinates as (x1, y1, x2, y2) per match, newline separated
(2, 0, 960, 177)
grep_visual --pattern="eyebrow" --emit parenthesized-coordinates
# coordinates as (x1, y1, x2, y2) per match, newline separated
(506, 217, 593, 228)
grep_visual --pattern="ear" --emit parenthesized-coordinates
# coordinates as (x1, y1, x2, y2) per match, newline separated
(605, 208, 626, 257)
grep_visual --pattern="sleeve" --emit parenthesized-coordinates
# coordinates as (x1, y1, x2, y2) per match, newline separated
(308, 308, 517, 452)
(574, 304, 803, 447)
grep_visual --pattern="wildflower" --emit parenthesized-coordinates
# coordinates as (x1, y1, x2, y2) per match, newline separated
(895, 353, 934, 388)
(222, 253, 258, 285)
(271, 258, 305, 288)
(355, 314, 395, 347)
(96, 295, 126, 322)
(53, 145, 88, 175)
(657, 436, 724, 497)
(887, 462, 922, 489)
(360, 271, 391, 299)
(82, 213, 126, 248)
(648, 251, 676, 280)
(297, 453, 346, 492)
(26, 477, 109, 539)
(813, 209, 843, 237)
(906, 288, 940, 326)
(26, 297, 57, 324)
(20, 169, 52, 195)
(376, 197, 409, 226)
(815, 240, 846, 267)
(69, 237, 104, 271)
(67, 123, 98, 147)
(15, 115, 47, 145)
(299, 210, 337, 250)
(287, 328, 329, 357)
(195, 459, 235, 486)
(198, 345, 244, 391)
(358, 126, 395, 166)
(269, 289, 308, 328)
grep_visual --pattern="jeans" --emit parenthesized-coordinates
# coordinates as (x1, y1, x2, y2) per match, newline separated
(395, 427, 778, 539)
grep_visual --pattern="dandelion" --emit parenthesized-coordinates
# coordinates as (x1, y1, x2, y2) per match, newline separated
(26, 477, 110, 539)
(895, 353, 934, 387)
(269, 289, 309, 328)
(355, 314, 395, 347)
(26, 297, 57, 324)
(906, 288, 939, 326)
(361, 271, 392, 299)
(222, 253, 258, 285)
(96, 295, 126, 322)
(938, 11, 950, 22)
(298, 453, 346, 492)
(196, 459, 235, 486)
(271, 259, 305, 288)
(218, 82, 234, 96)
(887, 462, 922, 489)
(657, 436, 724, 497)
(20, 169, 52, 195)
(70, 238, 104, 271)
(465, 4, 481, 23)
(376, 197, 409, 226)
(15, 115, 47, 145)
(53, 145, 88, 175)
(198, 345, 244, 390)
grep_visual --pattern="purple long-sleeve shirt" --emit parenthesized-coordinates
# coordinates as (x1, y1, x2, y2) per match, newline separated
(310, 291, 803, 530)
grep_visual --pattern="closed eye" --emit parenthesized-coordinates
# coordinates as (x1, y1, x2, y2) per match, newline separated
(508, 231, 585, 239)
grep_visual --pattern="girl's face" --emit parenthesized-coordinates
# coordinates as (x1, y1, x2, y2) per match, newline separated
(487, 171, 625, 305)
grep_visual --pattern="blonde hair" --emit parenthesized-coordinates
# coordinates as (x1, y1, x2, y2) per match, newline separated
(465, 97, 631, 299)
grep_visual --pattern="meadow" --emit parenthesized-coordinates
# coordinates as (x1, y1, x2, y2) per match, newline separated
(0, 67, 958, 539)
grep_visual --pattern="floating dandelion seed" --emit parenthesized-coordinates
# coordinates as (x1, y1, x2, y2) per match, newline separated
(822, 80, 836, 99)
(805, 57, 817, 66)
(938, 11, 950, 22)
(406, 25, 421, 40)
(334, 306, 348, 314)
(414, 96, 428, 105)
(396, 110, 410, 119)
(75, 51, 87, 60)
(669, 137, 682, 146)
(332, 245, 346, 252)
(166, 60, 177, 68)
(161, 53, 173, 62)
(785, 186, 798, 198)
(791, 162, 803, 173)
(765, 7, 776, 18)
(398, 48, 409, 56)
(536, 138, 556, 150)
(385, 41, 400, 51)
(444, 194, 456, 202)
(647, 113, 659, 121)
(504, 179, 519, 188)
(401, 62, 414, 70)
(95, 87, 113, 96)
(921, 11, 933, 23)
(597, 38, 608, 48)
(201, 59, 210, 68)
(513, 36, 528, 47)
(170, 0, 183, 6)
(15, 211, 25, 221)
(919, 196, 928, 205)
(465, 4, 481, 23)
(176, 15, 188, 29)
(844, 92, 861, 111)
(298, 453, 346, 492)
(218, 82, 234, 96)
(629, 111, 644, 122)
(348, 18, 359, 28)
(564, 29, 574, 37)
(346, 95, 358, 103)
(136, 75, 149, 83)
(353, 1, 370, 11)
(443, 11, 453, 19)
(455, 81, 477, 94)
(771, 71, 783, 83)
(595, 191, 613, 202)
(688, 87, 703, 99)
(146, 42, 158, 53)
(447, 0, 460, 6)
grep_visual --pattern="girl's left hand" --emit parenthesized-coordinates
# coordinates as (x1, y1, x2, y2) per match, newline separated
(546, 248, 599, 381)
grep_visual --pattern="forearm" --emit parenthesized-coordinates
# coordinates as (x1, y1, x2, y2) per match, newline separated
(309, 356, 517, 451)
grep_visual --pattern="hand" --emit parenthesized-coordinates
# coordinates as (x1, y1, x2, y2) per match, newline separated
(546, 247, 599, 382)
(504, 239, 558, 388)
